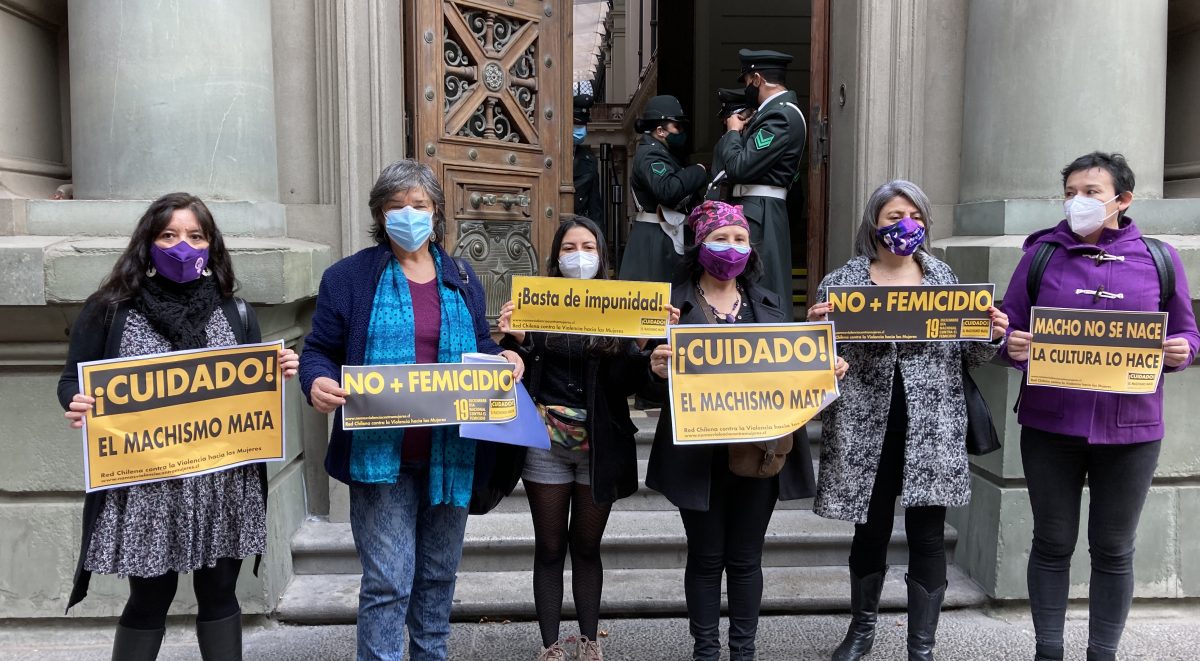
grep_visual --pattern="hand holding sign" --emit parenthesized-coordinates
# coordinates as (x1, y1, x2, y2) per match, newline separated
(1164, 337, 1191, 368)
(1007, 330, 1033, 362)
(311, 376, 348, 413)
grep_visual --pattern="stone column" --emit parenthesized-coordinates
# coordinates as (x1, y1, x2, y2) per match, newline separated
(959, 0, 1168, 203)
(68, 0, 280, 201)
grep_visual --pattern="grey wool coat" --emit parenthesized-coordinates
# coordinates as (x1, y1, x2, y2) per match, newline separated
(813, 251, 998, 524)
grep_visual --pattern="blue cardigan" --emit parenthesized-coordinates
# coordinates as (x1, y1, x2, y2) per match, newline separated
(299, 242, 504, 484)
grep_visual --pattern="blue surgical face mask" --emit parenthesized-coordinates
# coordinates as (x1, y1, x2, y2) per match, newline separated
(573, 126, 587, 145)
(385, 206, 434, 252)
(702, 241, 752, 255)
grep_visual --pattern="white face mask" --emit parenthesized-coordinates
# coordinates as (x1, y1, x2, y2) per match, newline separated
(558, 251, 600, 279)
(1064, 194, 1118, 237)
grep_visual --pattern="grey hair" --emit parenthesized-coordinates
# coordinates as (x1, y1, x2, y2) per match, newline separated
(853, 179, 933, 260)
(368, 159, 446, 245)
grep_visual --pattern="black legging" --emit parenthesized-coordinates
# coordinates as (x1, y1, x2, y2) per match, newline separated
(119, 557, 243, 630)
(1021, 427, 1160, 658)
(848, 373, 947, 592)
(525, 480, 612, 647)
(679, 451, 779, 661)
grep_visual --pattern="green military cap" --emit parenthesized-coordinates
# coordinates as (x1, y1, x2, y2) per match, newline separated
(635, 95, 689, 133)
(716, 87, 749, 119)
(737, 48, 793, 80)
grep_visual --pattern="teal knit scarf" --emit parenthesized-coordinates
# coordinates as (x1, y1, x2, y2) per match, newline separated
(353, 249, 478, 507)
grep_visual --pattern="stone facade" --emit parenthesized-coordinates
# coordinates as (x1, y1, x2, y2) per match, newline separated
(0, 0, 1197, 623)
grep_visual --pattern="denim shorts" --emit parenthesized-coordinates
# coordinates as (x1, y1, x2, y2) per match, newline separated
(522, 444, 591, 486)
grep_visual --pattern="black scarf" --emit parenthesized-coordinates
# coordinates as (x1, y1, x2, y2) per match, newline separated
(135, 275, 223, 350)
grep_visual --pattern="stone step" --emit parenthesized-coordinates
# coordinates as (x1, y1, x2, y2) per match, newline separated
(492, 459, 818, 513)
(291, 510, 955, 575)
(275, 564, 987, 624)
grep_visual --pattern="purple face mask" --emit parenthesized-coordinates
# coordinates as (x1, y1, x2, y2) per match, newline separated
(698, 242, 751, 281)
(150, 241, 209, 283)
(876, 216, 926, 257)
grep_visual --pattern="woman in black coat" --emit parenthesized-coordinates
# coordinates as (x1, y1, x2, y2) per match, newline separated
(58, 193, 298, 661)
(497, 217, 654, 661)
(645, 201, 841, 661)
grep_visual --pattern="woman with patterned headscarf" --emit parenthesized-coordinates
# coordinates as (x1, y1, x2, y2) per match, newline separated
(645, 200, 832, 661)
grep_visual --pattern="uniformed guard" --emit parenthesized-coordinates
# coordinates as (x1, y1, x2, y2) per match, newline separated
(617, 94, 708, 284)
(706, 87, 752, 202)
(572, 93, 603, 222)
(713, 49, 807, 319)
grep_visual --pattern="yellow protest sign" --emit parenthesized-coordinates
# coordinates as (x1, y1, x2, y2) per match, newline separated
(827, 284, 995, 342)
(1028, 307, 1168, 394)
(668, 323, 841, 444)
(78, 341, 285, 493)
(341, 363, 518, 430)
(509, 275, 671, 337)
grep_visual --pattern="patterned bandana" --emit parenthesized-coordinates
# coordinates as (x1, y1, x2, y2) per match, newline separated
(687, 200, 749, 243)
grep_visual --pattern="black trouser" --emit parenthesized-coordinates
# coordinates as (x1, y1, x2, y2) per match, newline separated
(1021, 427, 1160, 657)
(679, 453, 779, 661)
(848, 374, 947, 592)
(119, 557, 243, 630)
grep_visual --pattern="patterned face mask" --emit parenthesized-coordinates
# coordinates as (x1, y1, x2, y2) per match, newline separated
(876, 216, 925, 257)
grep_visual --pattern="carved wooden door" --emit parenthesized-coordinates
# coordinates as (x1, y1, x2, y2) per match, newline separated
(407, 0, 572, 319)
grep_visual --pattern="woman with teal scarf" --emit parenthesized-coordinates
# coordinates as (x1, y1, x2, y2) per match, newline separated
(300, 160, 524, 661)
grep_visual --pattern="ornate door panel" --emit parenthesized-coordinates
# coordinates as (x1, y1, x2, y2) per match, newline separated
(407, 0, 572, 319)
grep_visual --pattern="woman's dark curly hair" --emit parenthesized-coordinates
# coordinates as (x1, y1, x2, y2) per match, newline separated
(90, 193, 236, 306)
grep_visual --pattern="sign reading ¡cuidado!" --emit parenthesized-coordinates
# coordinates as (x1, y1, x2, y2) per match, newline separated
(508, 275, 671, 338)
(341, 363, 518, 430)
(668, 323, 841, 444)
(78, 342, 286, 493)
(826, 284, 995, 342)
(1027, 306, 1168, 394)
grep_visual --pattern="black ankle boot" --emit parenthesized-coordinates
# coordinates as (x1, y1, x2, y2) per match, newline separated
(196, 610, 242, 661)
(832, 568, 888, 661)
(1085, 647, 1116, 661)
(111, 624, 164, 661)
(905, 574, 946, 661)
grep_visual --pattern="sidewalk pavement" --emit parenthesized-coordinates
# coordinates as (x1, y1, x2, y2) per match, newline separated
(1, 605, 1197, 660)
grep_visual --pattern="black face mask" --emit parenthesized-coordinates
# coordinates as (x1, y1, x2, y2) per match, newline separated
(744, 80, 760, 107)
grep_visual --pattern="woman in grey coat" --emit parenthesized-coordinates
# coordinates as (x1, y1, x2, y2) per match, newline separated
(807, 180, 1008, 661)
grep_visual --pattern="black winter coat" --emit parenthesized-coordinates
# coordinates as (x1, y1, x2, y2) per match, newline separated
(56, 297, 263, 610)
(500, 332, 650, 505)
(644, 280, 816, 511)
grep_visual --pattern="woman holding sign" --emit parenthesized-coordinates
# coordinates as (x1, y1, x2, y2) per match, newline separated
(646, 200, 828, 661)
(57, 193, 300, 661)
(807, 180, 1007, 661)
(300, 160, 523, 661)
(496, 216, 653, 661)
(999, 152, 1198, 661)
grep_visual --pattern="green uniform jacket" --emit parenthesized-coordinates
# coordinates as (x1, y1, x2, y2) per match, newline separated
(618, 134, 707, 283)
(713, 90, 807, 317)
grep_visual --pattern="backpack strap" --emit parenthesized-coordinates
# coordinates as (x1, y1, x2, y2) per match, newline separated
(453, 257, 470, 284)
(1025, 242, 1057, 306)
(103, 302, 118, 337)
(1141, 237, 1175, 312)
(234, 297, 250, 339)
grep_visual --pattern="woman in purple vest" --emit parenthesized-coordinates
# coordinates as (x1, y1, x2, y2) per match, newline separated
(1001, 152, 1199, 661)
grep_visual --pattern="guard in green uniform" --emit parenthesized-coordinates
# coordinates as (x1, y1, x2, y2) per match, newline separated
(618, 95, 708, 284)
(572, 93, 602, 222)
(713, 49, 807, 319)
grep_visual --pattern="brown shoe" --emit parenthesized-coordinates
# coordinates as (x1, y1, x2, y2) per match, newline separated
(576, 636, 603, 661)
(536, 642, 568, 661)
